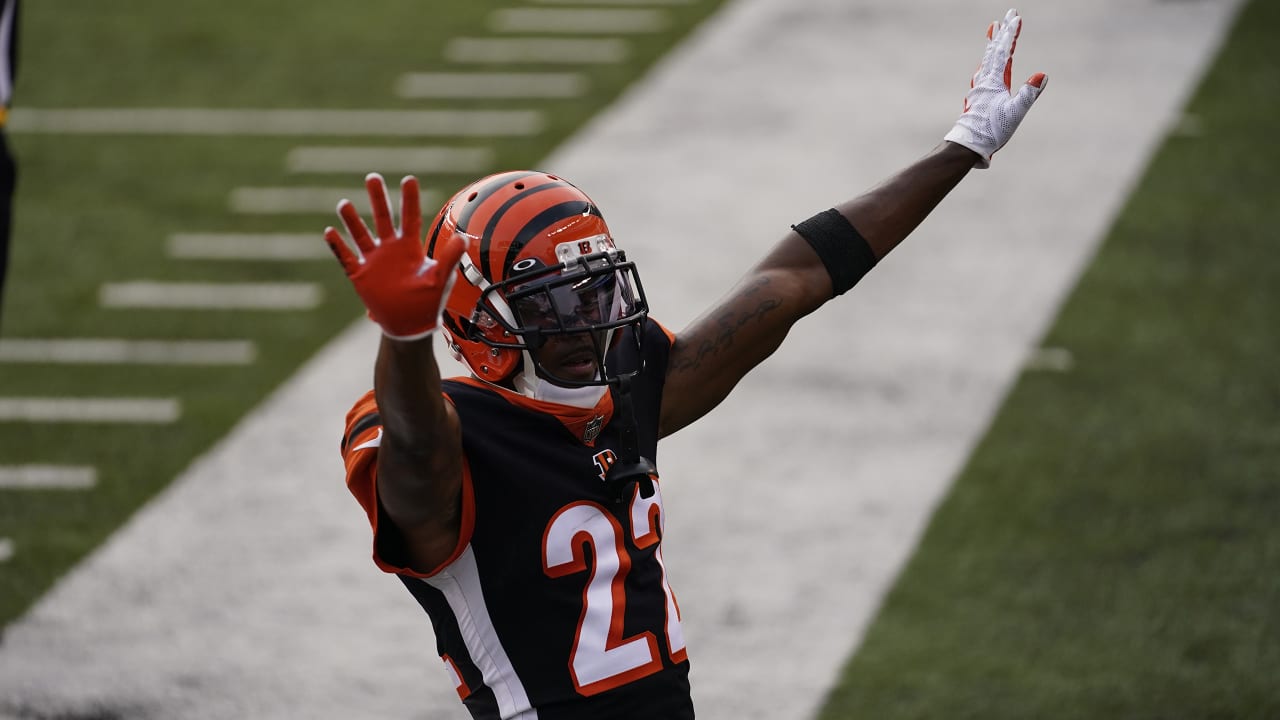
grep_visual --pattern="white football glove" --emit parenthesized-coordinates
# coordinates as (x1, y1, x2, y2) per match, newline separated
(944, 8, 1047, 168)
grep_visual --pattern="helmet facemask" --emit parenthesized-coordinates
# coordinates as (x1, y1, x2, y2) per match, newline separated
(468, 236, 649, 391)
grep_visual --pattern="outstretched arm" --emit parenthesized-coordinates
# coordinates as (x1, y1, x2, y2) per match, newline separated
(659, 9, 1047, 437)
(326, 173, 469, 573)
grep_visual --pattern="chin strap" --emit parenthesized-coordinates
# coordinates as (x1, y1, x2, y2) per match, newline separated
(603, 374, 656, 503)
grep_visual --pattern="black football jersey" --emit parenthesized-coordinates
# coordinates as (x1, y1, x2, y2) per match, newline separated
(342, 319, 693, 720)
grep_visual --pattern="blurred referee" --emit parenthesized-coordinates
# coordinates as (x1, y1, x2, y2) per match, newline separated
(0, 0, 16, 332)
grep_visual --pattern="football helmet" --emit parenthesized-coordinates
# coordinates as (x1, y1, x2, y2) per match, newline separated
(427, 171, 649, 395)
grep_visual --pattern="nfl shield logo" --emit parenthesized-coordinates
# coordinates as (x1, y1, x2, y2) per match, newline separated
(583, 415, 604, 444)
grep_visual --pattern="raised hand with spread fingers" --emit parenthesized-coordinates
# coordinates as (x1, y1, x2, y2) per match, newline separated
(325, 173, 468, 340)
(945, 8, 1048, 168)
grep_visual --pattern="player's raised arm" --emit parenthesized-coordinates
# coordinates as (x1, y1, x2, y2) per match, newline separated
(325, 173, 469, 572)
(659, 8, 1046, 437)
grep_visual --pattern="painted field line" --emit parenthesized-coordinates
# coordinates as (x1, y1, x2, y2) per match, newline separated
(100, 282, 322, 311)
(1024, 347, 1075, 372)
(168, 233, 330, 261)
(0, 339, 257, 365)
(0, 466, 98, 490)
(490, 8, 669, 33)
(445, 37, 629, 64)
(230, 187, 440, 216)
(287, 146, 493, 175)
(395, 72, 587, 99)
(0, 539, 12, 563)
(7, 109, 545, 137)
(0, 398, 181, 424)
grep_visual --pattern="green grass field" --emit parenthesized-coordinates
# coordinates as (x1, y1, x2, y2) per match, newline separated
(817, 0, 1280, 716)
(2, 0, 1276, 716)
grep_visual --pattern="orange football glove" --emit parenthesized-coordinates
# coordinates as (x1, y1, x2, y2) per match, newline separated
(325, 173, 468, 340)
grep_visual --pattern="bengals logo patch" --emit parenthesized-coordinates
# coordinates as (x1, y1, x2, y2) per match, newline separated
(592, 449, 617, 481)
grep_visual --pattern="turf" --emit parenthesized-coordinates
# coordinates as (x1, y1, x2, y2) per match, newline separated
(816, 0, 1280, 717)
(0, 0, 730, 626)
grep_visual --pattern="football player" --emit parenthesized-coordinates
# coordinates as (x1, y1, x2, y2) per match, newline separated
(326, 9, 1045, 719)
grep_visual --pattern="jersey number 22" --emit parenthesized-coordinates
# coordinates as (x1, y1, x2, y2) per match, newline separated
(542, 483, 687, 696)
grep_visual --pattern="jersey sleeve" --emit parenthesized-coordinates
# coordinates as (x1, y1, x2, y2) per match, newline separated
(340, 390, 475, 578)
(640, 316, 677, 399)
(646, 317, 677, 366)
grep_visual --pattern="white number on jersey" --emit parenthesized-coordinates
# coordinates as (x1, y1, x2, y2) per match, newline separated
(542, 484, 685, 695)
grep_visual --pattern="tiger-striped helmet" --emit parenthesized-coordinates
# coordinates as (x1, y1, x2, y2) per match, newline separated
(427, 171, 648, 389)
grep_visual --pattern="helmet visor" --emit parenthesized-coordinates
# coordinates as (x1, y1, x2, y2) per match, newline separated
(503, 255, 643, 336)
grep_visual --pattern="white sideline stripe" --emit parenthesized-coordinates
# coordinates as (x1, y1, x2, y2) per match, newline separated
(100, 282, 322, 311)
(7, 109, 545, 137)
(1025, 347, 1076, 372)
(0, 539, 12, 563)
(395, 72, 587, 99)
(0, 339, 257, 365)
(0, 398, 181, 424)
(230, 187, 440, 216)
(490, 8, 668, 34)
(445, 37, 629, 64)
(286, 146, 494, 174)
(168, 233, 331, 261)
(0, 466, 98, 490)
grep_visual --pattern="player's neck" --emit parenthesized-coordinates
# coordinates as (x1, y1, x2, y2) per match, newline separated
(513, 373, 607, 409)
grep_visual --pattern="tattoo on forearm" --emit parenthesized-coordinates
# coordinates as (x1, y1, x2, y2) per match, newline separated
(672, 277, 783, 372)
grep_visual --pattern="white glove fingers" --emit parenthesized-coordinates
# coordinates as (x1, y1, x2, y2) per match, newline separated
(1005, 14, 1023, 89)
(991, 16, 1019, 89)
(1014, 73, 1047, 112)
(978, 20, 1002, 77)
(947, 9, 1042, 168)
(365, 172, 395, 245)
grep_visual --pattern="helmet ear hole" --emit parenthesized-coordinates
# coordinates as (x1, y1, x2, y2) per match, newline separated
(444, 314, 480, 344)
(463, 316, 487, 341)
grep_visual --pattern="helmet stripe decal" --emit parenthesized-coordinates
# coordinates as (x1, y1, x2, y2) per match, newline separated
(422, 203, 453, 256)
(476, 181, 571, 278)
(425, 204, 451, 258)
(496, 200, 601, 276)
(454, 170, 542, 237)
